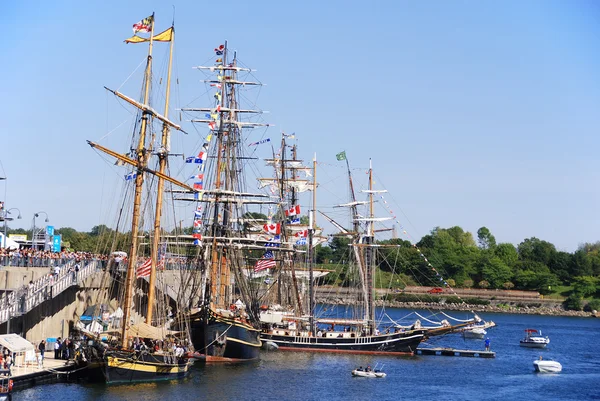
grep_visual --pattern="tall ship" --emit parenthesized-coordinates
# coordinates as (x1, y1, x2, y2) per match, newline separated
(171, 41, 274, 361)
(85, 14, 192, 383)
(257, 145, 427, 354)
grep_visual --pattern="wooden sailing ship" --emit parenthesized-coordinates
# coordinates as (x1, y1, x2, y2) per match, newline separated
(86, 14, 192, 383)
(258, 150, 427, 354)
(170, 41, 276, 362)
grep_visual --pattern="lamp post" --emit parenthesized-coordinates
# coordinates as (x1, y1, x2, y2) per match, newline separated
(3, 208, 22, 249)
(32, 211, 49, 251)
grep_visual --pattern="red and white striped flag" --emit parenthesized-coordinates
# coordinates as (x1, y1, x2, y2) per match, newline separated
(136, 258, 152, 278)
(254, 259, 275, 272)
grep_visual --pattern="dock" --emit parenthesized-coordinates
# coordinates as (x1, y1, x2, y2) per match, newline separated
(7, 356, 85, 391)
(416, 347, 496, 358)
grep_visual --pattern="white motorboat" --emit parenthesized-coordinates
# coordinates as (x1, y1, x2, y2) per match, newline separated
(534, 359, 562, 373)
(520, 329, 550, 348)
(352, 368, 386, 378)
(462, 327, 487, 339)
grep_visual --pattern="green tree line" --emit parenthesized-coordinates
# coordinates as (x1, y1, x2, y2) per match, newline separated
(314, 226, 600, 307)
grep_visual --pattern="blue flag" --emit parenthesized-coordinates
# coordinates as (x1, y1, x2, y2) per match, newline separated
(125, 172, 137, 180)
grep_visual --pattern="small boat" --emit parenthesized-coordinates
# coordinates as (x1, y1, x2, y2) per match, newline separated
(520, 329, 550, 348)
(261, 341, 279, 351)
(352, 367, 386, 378)
(534, 358, 562, 373)
(462, 327, 487, 339)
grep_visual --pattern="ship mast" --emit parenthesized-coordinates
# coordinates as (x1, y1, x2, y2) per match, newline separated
(307, 153, 317, 335)
(346, 157, 360, 235)
(209, 41, 228, 311)
(121, 14, 155, 347)
(282, 137, 303, 316)
(365, 158, 375, 332)
(146, 24, 174, 325)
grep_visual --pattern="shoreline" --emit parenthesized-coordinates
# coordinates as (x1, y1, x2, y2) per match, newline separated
(376, 300, 596, 318)
(317, 297, 597, 318)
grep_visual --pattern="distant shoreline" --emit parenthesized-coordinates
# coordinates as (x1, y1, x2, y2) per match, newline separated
(316, 296, 596, 318)
(376, 300, 596, 318)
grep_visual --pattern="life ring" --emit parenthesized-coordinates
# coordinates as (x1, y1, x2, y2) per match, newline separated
(8, 379, 13, 391)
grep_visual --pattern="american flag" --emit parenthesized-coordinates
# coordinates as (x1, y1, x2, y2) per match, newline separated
(254, 251, 275, 272)
(136, 258, 152, 278)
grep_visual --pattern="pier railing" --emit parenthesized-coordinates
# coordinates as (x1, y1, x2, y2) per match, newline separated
(0, 259, 102, 325)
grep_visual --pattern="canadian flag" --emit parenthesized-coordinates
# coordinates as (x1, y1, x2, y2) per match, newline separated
(285, 205, 301, 217)
(263, 223, 281, 235)
(295, 229, 308, 238)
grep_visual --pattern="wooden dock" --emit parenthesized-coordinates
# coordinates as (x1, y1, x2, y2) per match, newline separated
(416, 347, 496, 358)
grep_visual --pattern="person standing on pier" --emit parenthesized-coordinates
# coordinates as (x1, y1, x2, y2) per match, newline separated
(54, 337, 62, 359)
(38, 340, 46, 363)
(485, 338, 491, 351)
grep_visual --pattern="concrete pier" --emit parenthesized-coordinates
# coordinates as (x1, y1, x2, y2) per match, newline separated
(7, 356, 85, 391)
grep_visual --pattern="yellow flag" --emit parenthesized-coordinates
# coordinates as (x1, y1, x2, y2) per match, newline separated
(125, 27, 173, 44)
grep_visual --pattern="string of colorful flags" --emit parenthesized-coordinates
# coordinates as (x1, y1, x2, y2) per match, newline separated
(376, 192, 468, 304)
(185, 44, 229, 246)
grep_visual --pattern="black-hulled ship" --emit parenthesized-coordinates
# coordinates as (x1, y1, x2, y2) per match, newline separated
(174, 41, 275, 362)
(259, 156, 427, 355)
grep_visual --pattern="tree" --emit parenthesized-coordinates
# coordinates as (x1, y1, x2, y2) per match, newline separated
(572, 276, 598, 298)
(564, 294, 582, 311)
(517, 237, 556, 265)
(90, 224, 111, 237)
(481, 257, 513, 289)
(503, 281, 515, 290)
(477, 227, 496, 250)
(571, 249, 593, 278)
(315, 244, 333, 264)
(494, 243, 518, 267)
(329, 236, 352, 264)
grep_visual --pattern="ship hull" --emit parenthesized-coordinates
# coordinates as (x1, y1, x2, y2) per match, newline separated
(189, 309, 262, 362)
(260, 330, 425, 355)
(103, 350, 190, 384)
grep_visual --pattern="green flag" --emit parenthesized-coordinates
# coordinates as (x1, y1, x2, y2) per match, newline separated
(336, 151, 346, 161)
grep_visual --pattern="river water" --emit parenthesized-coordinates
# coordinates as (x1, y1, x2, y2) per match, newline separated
(19, 308, 600, 401)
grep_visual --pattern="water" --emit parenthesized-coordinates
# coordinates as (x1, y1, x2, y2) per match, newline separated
(18, 309, 600, 401)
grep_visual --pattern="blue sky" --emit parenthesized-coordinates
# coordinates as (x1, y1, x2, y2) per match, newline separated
(1, 0, 599, 252)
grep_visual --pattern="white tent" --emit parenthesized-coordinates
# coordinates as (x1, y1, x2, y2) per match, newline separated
(0, 334, 36, 366)
(0, 233, 20, 250)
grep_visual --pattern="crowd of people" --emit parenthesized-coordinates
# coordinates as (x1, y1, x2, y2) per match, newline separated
(0, 249, 108, 267)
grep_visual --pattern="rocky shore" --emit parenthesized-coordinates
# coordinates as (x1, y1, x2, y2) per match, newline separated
(374, 300, 596, 318)
(316, 295, 597, 318)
